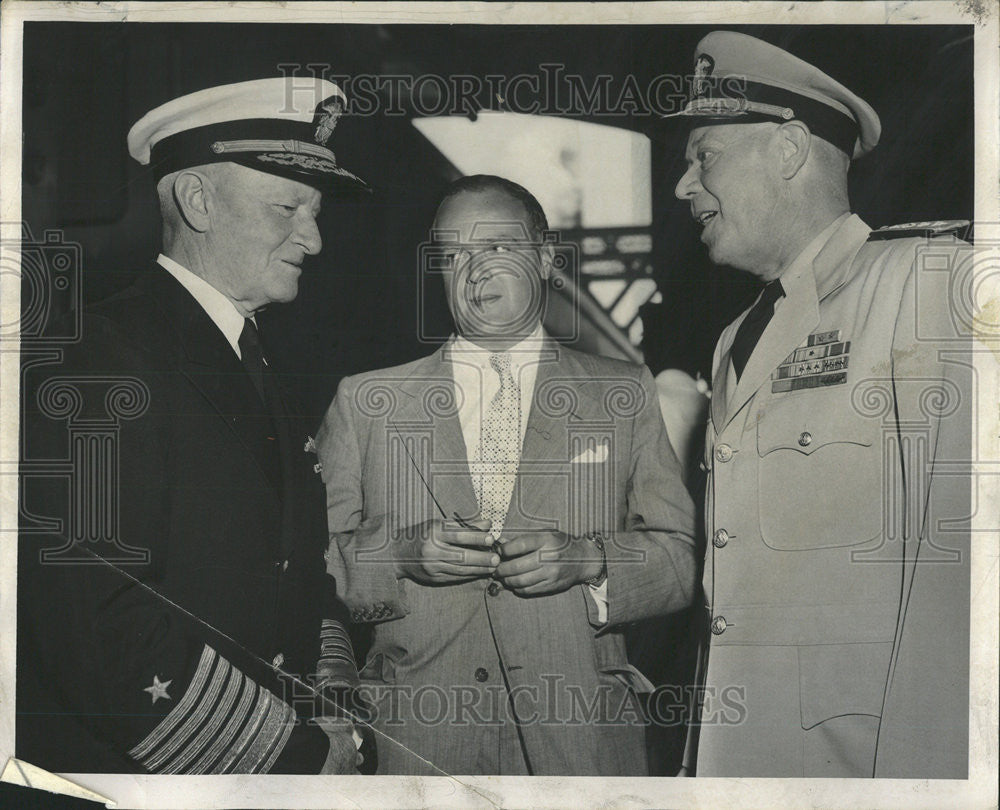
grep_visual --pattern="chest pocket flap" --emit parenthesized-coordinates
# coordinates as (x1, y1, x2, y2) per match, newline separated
(757, 398, 882, 550)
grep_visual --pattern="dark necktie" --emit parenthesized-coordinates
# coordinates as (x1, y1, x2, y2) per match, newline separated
(238, 318, 284, 494)
(239, 318, 267, 403)
(730, 280, 785, 380)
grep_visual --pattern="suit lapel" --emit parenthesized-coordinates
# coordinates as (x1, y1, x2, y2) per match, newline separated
(393, 346, 480, 522)
(716, 215, 872, 429)
(711, 322, 738, 431)
(724, 279, 819, 426)
(517, 341, 602, 528)
(143, 266, 283, 492)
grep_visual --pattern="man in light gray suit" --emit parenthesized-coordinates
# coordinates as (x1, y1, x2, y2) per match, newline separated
(316, 175, 697, 775)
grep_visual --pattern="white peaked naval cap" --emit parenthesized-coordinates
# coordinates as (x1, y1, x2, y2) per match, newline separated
(127, 77, 368, 192)
(665, 31, 881, 159)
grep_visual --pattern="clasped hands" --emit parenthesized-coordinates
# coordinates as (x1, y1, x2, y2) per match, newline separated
(393, 518, 603, 595)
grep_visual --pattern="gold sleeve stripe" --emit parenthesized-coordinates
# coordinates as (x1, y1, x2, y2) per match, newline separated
(214, 686, 269, 774)
(319, 619, 357, 667)
(259, 703, 296, 774)
(128, 645, 217, 760)
(189, 674, 257, 774)
(232, 691, 296, 773)
(142, 652, 231, 771)
(161, 663, 242, 773)
(127, 644, 298, 775)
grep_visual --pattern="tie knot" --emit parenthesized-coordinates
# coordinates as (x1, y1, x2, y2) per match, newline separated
(760, 279, 784, 305)
(239, 318, 261, 352)
(489, 352, 512, 377)
(747, 280, 784, 322)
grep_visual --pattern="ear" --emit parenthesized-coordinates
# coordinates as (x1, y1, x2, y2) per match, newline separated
(171, 170, 212, 233)
(775, 120, 811, 179)
(538, 242, 555, 280)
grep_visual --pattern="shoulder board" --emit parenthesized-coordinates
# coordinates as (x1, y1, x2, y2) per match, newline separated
(868, 220, 970, 241)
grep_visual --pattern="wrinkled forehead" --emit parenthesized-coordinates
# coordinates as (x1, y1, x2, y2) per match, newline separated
(683, 121, 773, 157)
(238, 164, 322, 198)
(212, 163, 322, 211)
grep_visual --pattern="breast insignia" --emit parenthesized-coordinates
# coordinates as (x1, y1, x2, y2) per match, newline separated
(772, 330, 850, 392)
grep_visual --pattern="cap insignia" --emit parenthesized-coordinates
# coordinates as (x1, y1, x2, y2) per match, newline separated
(314, 99, 343, 146)
(693, 53, 715, 98)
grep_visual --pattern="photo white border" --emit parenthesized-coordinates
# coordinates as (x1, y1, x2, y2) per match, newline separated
(1, 2, 996, 808)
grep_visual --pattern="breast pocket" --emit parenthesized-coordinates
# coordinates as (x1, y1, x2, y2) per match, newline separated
(757, 396, 882, 550)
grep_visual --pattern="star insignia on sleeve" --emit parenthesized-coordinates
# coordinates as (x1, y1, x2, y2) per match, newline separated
(143, 675, 172, 704)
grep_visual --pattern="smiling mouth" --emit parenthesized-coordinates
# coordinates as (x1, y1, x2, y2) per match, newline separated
(695, 211, 718, 226)
(472, 292, 502, 307)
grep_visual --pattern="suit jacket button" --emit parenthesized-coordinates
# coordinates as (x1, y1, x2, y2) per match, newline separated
(713, 529, 729, 548)
(487, 581, 502, 596)
(798, 431, 813, 447)
(710, 616, 728, 635)
(474, 667, 489, 682)
(715, 444, 733, 463)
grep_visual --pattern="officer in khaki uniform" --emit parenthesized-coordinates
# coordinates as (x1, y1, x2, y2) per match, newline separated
(669, 32, 971, 777)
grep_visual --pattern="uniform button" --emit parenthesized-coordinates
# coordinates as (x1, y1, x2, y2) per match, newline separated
(715, 444, 733, 463)
(282, 559, 289, 571)
(474, 667, 489, 682)
(271, 652, 285, 668)
(713, 529, 729, 548)
(487, 581, 502, 596)
(798, 431, 813, 447)
(710, 616, 728, 635)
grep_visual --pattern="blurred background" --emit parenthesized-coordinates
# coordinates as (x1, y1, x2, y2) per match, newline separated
(20, 21, 974, 423)
(17, 21, 974, 778)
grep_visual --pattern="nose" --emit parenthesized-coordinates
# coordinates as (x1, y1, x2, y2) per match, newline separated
(295, 210, 322, 256)
(674, 163, 703, 200)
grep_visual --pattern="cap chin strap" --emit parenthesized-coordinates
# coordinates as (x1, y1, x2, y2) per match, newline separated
(682, 96, 795, 120)
(210, 138, 337, 163)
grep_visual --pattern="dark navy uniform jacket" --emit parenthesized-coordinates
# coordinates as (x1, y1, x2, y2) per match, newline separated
(17, 265, 359, 774)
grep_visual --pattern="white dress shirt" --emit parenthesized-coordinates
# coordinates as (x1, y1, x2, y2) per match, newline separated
(157, 254, 254, 360)
(448, 325, 608, 622)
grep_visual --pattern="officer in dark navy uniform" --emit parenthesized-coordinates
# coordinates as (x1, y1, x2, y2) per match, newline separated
(668, 31, 971, 778)
(18, 78, 371, 774)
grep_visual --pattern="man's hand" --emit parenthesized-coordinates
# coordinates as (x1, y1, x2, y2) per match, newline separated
(495, 531, 603, 596)
(393, 517, 496, 585)
(317, 716, 363, 774)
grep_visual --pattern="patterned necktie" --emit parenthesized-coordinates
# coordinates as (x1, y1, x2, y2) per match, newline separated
(730, 279, 785, 380)
(239, 318, 267, 403)
(475, 352, 521, 541)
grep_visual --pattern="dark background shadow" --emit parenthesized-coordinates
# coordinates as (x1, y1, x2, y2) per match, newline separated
(17, 21, 974, 778)
(21, 22, 974, 425)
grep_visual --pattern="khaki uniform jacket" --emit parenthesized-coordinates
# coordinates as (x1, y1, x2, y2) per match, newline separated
(693, 215, 971, 778)
(316, 338, 698, 775)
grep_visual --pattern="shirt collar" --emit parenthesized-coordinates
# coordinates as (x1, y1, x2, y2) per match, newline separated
(157, 253, 250, 358)
(449, 323, 546, 372)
